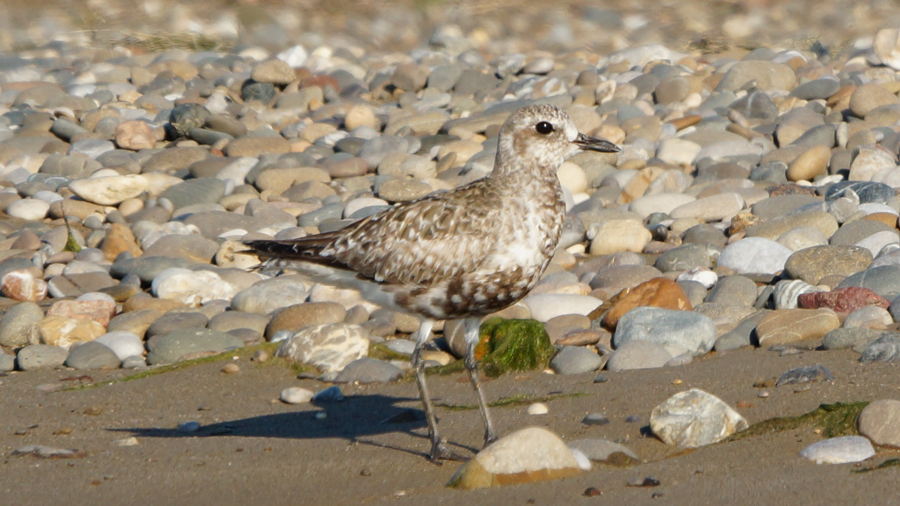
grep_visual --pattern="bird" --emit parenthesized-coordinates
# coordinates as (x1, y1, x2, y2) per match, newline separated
(246, 104, 619, 463)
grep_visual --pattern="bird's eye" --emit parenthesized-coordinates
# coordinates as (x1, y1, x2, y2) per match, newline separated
(535, 121, 554, 135)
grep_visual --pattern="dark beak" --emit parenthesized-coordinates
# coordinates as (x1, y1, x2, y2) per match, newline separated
(573, 133, 620, 153)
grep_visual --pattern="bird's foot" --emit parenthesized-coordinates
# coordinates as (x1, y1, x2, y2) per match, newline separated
(484, 432, 499, 448)
(428, 441, 468, 464)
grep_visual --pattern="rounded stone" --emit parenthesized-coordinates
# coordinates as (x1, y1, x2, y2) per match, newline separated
(613, 307, 716, 356)
(65, 341, 121, 370)
(16, 344, 68, 371)
(787, 145, 831, 182)
(0, 301, 44, 347)
(718, 237, 793, 275)
(858, 399, 900, 448)
(549, 346, 604, 375)
(799, 436, 875, 464)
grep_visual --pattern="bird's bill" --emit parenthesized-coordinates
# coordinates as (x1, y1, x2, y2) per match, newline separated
(573, 133, 620, 153)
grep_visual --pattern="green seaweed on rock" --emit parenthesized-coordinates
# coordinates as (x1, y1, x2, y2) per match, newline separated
(726, 401, 870, 441)
(427, 318, 554, 377)
(477, 318, 555, 377)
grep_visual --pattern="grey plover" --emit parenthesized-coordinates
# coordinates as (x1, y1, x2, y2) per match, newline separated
(247, 104, 619, 462)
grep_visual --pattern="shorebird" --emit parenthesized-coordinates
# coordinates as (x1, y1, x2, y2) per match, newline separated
(246, 104, 619, 462)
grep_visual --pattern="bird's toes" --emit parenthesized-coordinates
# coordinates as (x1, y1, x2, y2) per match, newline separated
(429, 442, 468, 463)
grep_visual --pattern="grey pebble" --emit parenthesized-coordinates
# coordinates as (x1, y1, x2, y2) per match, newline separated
(582, 413, 611, 426)
(146, 328, 243, 365)
(775, 364, 834, 387)
(859, 334, 900, 362)
(312, 386, 345, 402)
(16, 345, 68, 371)
(333, 357, 404, 384)
(65, 341, 121, 370)
(550, 346, 604, 375)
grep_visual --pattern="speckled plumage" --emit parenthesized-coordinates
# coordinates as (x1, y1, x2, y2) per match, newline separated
(247, 104, 619, 462)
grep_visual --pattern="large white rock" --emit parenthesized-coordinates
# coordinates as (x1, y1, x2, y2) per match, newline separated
(447, 427, 583, 489)
(650, 388, 748, 448)
(68, 175, 148, 205)
(276, 323, 369, 373)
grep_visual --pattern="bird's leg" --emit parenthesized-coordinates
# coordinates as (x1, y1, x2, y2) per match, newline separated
(463, 317, 498, 447)
(411, 319, 465, 463)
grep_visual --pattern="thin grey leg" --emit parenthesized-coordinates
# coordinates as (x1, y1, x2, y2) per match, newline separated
(411, 319, 464, 463)
(463, 317, 498, 447)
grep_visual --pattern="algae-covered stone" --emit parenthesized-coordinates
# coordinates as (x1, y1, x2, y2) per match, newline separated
(476, 318, 555, 375)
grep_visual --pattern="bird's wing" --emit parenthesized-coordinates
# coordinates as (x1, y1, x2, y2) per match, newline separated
(248, 183, 503, 287)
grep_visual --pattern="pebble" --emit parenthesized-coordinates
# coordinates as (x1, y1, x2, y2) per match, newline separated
(775, 364, 834, 387)
(177, 422, 201, 433)
(447, 427, 583, 489)
(12, 445, 85, 459)
(582, 413, 610, 426)
(821, 328, 886, 351)
(146, 328, 243, 365)
(549, 346, 604, 375)
(276, 323, 369, 373)
(859, 334, 900, 362)
(280, 386, 315, 404)
(0, 301, 44, 347)
(312, 386, 344, 402)
(799, 436, 875, 464)
(606, 340, 673, 371)
(151, 268, 237, 306)
(333, 357, 403, 384)
(527, 403, 549, 415)
(521, 294, 602, 321)
(718, 237, 793, 275)
(649, 389, 748, 448)
(755, 309, 840, 346)
(857, 399, 900, 447)
(613, 307, 716, 357)
(16, 344, 68, 370)
(65, 341, 121, 370)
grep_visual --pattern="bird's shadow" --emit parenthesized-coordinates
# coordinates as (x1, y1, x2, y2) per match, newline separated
(110, 394, 476, 460)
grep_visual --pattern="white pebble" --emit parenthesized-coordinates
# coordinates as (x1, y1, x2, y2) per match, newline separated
(112, 437, 140, 447)
(280, 386, 315, 405)
(527, 402, 549, 415)
(6, 199, 50, 220)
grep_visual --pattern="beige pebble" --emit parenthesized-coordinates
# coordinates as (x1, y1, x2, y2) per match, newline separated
(527, 403, 549, 415)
